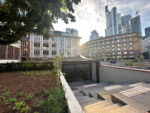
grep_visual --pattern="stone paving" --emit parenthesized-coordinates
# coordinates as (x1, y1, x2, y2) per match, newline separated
(70, 81, 150, 113)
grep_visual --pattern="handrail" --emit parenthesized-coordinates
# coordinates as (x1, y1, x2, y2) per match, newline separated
(101, 65, 150, 73)
(60, 71, 84, 113)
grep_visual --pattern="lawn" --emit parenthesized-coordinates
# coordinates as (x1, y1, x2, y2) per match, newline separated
(0, 70, 67, 113)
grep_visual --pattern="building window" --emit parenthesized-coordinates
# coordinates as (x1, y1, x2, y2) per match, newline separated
(124, 52, 127, 54)
(22, 50, 26, 56)
(52, 37, 57, 42)
(52, 43, 57, 48)
(43, 50, 49, 55)
(34, 35, 40, 41)
(34, 50, 40, 55)
(117, 48, 121, 51)
(118, 44, 120, 47)
(112, 44, 115, 47)
(123, 39, 126, 42)
(112, 40, 114, 43)
(22, 42, 26, 46)
(43, 43, 49, 47)
(118, 52, 121, 55)
(0, 45, 6, 59)
(15, 48, 19, 59)
(129, 38, 133, 42)
(112, 52, 115, 55)
(130, 51, 134, 54)
(112, 48, 115, 51)
(130, 47, 133, 50)
(52, 51, 57, 55)
(124, 47, 127, 50)
(123, 43, 126, 46)
(107, 45, 109, 48)
(8, 46, 13, 59)
(130, 42, 133, 46)
(34, 43, 40, 47)
(102, 46, 105, 49)
(117, 40, 120, 43)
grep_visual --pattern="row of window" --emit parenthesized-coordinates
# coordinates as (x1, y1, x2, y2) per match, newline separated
(34, 50, 57, 55)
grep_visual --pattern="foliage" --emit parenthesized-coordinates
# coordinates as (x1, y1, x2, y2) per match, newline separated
(0, 89, 10, 102)
(25, 93, 34, 101)
(45, 87, 67, 113)
(0, 62, 54, 72)
(36, 100, 46, 108)
(124, 61, 134, 66)
(21, 105, 31, 113)
(6, 97, 17, 105)
(42, 89, 50, 97)
(13, 101, 26, 110)
(53, 56, 63, 70)
(16, 92, 24, 98)
(0, 0, 81, 45)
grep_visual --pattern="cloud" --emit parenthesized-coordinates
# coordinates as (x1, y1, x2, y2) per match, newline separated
(53, 0, 150, 44)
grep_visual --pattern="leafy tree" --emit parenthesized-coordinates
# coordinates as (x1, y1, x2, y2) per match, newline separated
(0, 0, 81, 45)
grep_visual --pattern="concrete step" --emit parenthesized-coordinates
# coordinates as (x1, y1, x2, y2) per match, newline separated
(98, 92, 112, 100)
(98, 104, 121, 113)
(108, 107, 128, 113)
(84, 100, 113, 113)
(122, 105, 141, 113)
(80, 99, 101, 107)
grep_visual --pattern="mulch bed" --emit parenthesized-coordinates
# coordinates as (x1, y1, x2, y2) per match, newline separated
(0, 72, 57, 113)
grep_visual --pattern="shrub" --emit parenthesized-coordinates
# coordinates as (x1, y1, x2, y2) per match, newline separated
(45, 87, 67, 113)
(6, 97, 17, 105)
(16, 92, 24, 98)
(25, 93, 34, 102)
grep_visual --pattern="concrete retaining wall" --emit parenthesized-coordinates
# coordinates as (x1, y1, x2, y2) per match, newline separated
(60, 71, 84, 113)
(99, 65, 150, 83)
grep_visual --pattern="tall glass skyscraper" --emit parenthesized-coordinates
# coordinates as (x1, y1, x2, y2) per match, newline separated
(145, 27, 150, 38)
(105, 5, 142, 36)
(131, 16, 142, 35)
(105, 6, 121, 36)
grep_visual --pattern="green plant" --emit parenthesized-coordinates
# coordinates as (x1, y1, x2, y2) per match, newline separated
(16, 92, 24, 98)
(6, 97, 17, 105)
(13, 101, 26, 110)
(42, 89, 50, 97)
(21, 105, 31, 113)
(36, 100, 46, 108)
(0, 90, 10, 102)
(45, 87, 67, 113)
(34, 112, 40, 113)
(25, 93, 34, 101)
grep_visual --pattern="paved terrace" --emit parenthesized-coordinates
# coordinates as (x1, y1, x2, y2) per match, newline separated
(70, 80, 150, 113)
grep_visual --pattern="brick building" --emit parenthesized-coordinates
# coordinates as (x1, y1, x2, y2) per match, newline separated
(81, 33, 143, 60)
(0, 43, 21, 63)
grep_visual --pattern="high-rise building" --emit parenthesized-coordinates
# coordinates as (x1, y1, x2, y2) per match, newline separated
(105, 5, 142, 37)
(29, 28, 81, 61)
(145, 27, 150, 38)
(66, 28, 78, 36)
(90, 30, 99, 40)
(105, 6, 121, 36)
(131, 16, 142, 35)
(119, 15, 132, 34)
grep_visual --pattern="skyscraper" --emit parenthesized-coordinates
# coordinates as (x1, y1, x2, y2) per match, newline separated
(145, 27, 150, 38)
(90, 30, 99, 40)
(105, 6, 121, 36)
(131, 16, 142, 35)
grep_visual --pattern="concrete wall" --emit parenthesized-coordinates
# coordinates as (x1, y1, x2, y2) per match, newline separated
(99, 65, 150, 83)
(60, 71, 84, 113)
(91, 62, 97, 82)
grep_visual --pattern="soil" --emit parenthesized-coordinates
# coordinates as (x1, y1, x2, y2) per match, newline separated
(0, 72, 57, 113)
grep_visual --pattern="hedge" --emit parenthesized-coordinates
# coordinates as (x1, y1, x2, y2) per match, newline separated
(0, 62, 54, 72)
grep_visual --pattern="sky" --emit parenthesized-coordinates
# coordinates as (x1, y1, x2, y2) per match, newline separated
(53, 0, 150, 45)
